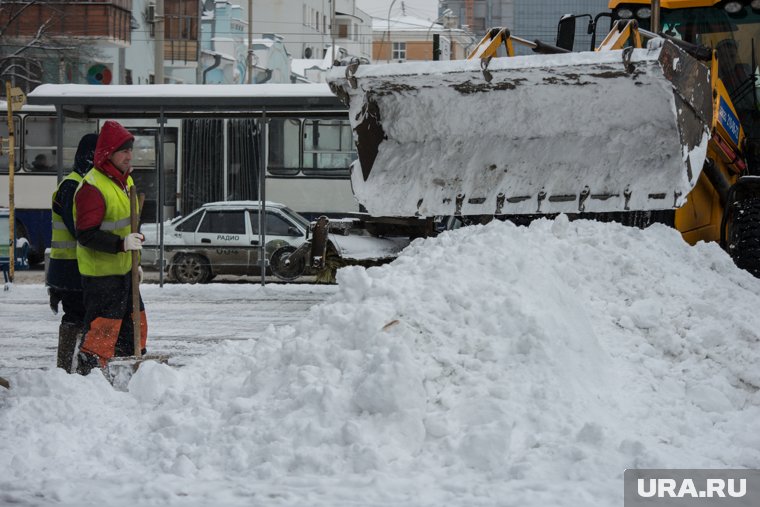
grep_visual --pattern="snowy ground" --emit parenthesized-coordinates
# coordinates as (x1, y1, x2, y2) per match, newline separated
(0, 276, 335, 377)
(1, 216, 760, 506)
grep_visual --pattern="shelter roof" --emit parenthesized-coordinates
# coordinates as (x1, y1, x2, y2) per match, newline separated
(27, 83, 346, 119)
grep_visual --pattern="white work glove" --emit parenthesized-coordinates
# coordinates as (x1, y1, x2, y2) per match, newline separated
(123, 232, 144, 251)
(138, 265, 144, 284)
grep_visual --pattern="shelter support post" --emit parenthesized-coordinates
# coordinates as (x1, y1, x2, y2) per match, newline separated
(158, 108, 166, 287)
(258, 109, 267, 286)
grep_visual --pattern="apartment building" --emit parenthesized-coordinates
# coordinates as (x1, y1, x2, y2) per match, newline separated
(0, 0, 373, 89)
(372, 14, 476, 63)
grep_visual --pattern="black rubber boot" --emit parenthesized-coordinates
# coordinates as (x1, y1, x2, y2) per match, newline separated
(57, 322, 82, 373)
(75, 351, 100, 376)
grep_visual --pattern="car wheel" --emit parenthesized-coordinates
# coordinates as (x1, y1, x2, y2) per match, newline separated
(728, 197, 760, 277)
(171, 254, 211, 284)
(270, 245, 306, 281)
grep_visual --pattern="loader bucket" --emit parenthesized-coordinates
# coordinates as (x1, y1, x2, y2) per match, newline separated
(327, 40, 712, 217)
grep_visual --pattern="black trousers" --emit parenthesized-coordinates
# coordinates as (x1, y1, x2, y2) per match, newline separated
(49, 288, 86, 326)
(80, 273, 148, 363)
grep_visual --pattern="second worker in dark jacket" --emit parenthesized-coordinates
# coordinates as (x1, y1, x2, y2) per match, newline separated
(46, 133, 98, 372)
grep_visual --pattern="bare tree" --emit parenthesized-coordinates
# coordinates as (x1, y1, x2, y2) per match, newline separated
(0, 0, 105, 94)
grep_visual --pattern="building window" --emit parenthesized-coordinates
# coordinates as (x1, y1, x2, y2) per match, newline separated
(392, 42, 406, 61)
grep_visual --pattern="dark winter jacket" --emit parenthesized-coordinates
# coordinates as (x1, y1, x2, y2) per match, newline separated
(75, 121, 135, 255)
(46, 133, 98, 291)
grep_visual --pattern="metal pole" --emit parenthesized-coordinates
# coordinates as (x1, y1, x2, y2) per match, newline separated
(56, 110, 63, 183)
(258, 110, 267, 286)
(331, 0, 336, 63)
(197, 1, 203, 84)
(158, 108, 166, 287)
(223, 118, 229, 200)
(386, 0, 398, 62)
(247, 0, 253, 84)
(651, 0, 660, 34)
(154, 0, 165, 84)
(5, 82, 15, 284)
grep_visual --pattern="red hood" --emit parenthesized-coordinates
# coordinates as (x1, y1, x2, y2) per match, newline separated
(94, 120, 134, 169)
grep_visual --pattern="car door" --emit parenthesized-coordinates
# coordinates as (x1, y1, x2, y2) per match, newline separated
(248, 209, 305, 275)
(194, 209, 250, 276)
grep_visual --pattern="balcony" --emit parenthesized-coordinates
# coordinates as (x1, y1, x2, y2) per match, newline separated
(162, 0, 199, 64)
(147, 0, 199, 64)
(0, 1, 133, 47)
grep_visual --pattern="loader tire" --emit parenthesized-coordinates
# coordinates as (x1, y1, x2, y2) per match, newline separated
(270, 245, 306, 282)
(728, 197, 760, 277)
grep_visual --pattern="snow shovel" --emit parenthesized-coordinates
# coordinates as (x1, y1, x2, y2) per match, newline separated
(105, 187, 168, 387)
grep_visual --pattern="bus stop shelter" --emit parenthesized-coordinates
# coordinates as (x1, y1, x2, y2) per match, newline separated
(26, 83, 347, 286)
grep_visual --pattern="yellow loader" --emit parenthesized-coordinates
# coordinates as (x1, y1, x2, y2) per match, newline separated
(327, 0, 760, 275)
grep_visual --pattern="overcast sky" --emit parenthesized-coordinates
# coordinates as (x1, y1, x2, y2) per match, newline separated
(356, 0, 439, 22)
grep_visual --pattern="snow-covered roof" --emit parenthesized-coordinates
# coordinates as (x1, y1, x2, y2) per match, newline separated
(26, 83, 345, 118)
(202, 48, 235, 62)
(291, 59, 330, 77)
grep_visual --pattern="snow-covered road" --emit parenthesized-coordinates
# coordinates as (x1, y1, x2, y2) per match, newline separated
(0, 279, 336, 377)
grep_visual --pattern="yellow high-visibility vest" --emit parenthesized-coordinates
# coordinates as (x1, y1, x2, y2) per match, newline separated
(50, 172, 84, 261)
(74, 169, 135, 276)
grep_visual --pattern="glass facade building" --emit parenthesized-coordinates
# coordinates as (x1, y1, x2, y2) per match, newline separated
(440, 0, 613, 54)
(514, 0, 611, 54)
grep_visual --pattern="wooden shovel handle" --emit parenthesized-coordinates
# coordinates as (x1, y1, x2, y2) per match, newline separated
(129, 187, 144, 358)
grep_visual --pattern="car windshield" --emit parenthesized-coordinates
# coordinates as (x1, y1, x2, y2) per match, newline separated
(279, 207, 311, 229)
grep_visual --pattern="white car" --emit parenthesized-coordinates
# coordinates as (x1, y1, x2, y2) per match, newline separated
(141, 201, 409, 283)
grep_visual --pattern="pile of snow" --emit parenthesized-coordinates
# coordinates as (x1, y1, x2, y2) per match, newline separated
(2, 217, 760, 506)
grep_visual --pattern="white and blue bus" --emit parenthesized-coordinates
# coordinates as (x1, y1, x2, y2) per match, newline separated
(3, 83, 359, 264)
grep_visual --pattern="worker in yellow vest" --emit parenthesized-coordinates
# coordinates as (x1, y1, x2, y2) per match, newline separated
(46, 134, 98, 373)
(72, 120, 147, 375)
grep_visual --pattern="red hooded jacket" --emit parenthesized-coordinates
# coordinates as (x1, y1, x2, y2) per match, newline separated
(75, 121, 135, 254)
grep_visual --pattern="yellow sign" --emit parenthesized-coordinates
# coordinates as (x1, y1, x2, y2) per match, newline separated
(8, 87, 25, 109)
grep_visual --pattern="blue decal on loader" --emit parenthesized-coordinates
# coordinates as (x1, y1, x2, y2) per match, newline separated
(719, 98, 740, 146)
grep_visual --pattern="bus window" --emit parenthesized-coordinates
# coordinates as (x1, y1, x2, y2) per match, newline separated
(23, 116, 96, 173)
(62, 119, 97, 169)
(132, 134, 156, 168)
(23, 116, 57, 173)
(0, 117, 20, 173)
(303, 119, 355, 176)
(267, 118, 301, 176)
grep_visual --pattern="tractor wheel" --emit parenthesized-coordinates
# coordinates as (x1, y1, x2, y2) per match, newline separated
(728, 197, 760, 277)
(270, 245, 306, 282)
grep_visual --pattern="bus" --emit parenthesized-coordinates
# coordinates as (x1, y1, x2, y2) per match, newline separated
(1, 86, 358, 265)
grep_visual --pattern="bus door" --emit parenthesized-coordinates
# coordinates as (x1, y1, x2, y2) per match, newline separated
(120, 126, 178, 225)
